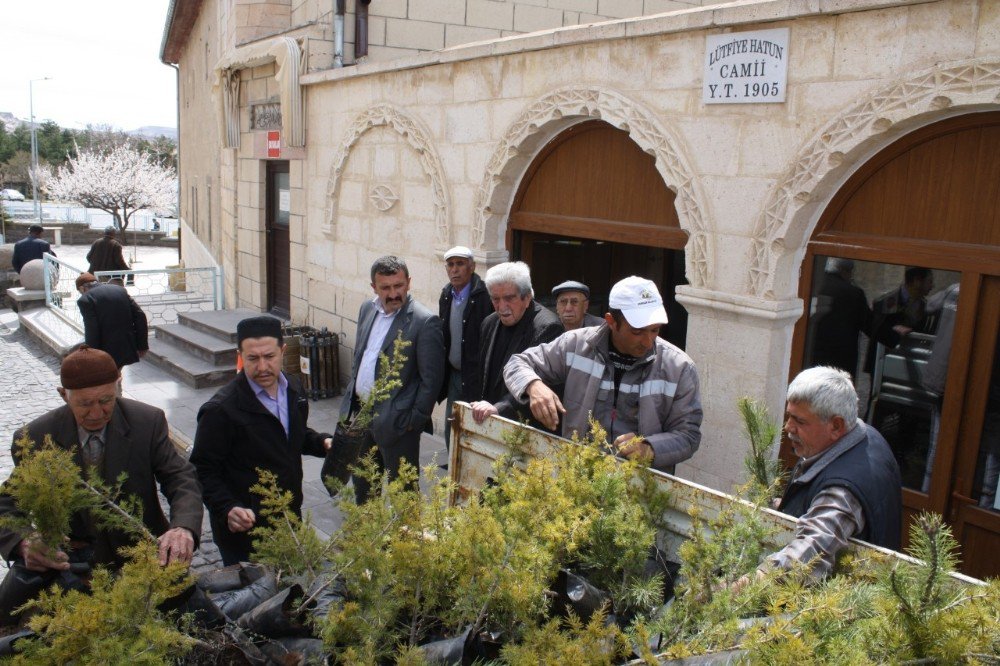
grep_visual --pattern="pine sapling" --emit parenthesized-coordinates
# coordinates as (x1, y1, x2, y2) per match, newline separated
(340, 331, 411, 436)
(737, 396, 784, 500)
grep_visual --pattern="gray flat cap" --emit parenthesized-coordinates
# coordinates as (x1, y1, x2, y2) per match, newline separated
(551, 280, 590, 298)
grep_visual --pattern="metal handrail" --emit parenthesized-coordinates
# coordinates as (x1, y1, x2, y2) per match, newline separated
(43, 254, 223, 331)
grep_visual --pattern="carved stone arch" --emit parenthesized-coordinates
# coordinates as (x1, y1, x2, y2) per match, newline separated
(747, 60, 1000, 300)
(324, 104, 450, 248)
(474, 86, 714, 289)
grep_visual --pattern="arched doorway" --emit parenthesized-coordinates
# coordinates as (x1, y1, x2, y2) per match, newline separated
(508, 120, 689, 349)
(790, 111, 1000, 577)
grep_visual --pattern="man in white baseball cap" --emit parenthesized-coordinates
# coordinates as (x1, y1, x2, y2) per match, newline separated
(503, 275, 703, 473)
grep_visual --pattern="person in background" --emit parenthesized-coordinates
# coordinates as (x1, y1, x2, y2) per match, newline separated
(437, 246, 492, 449)
(86, 226, 130, 279)
(11, 224, 55, 273)
(552, 280, 604, 331)
(75, 272, 148, 371)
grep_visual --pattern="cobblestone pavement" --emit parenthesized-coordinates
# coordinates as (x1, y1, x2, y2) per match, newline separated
(0, 322, 63, 475)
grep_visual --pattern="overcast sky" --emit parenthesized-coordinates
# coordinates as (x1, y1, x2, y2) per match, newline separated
(0, 0, 177, 131)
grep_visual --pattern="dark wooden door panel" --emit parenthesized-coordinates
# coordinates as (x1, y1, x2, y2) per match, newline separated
(266, 161, 291, 317)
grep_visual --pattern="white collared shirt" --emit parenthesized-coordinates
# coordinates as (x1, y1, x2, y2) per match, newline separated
(356, 299, 399, 399)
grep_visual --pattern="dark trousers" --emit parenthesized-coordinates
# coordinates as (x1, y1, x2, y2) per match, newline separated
(352, 429, 421, 504)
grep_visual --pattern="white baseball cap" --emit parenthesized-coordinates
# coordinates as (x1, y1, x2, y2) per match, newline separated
(608, 276, 668, 328)
(443, 246, 474, 260)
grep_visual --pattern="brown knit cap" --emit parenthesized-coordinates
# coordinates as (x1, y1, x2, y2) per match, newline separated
(61, 345, 120, 389)
(75, 272, 98, 291)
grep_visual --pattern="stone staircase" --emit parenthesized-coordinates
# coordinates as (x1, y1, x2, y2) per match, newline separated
(145, 308, 270, 388)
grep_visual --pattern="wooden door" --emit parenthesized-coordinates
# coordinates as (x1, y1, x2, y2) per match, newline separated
(789, 112, 1000, 576)
(266, 160, 291, 317)
(509, 120, 690, 347)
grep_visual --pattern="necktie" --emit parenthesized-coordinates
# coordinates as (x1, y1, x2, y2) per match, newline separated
(83, 433, 104, 469)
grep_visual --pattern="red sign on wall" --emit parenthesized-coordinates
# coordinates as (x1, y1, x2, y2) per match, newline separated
(267, 131, 281, 158)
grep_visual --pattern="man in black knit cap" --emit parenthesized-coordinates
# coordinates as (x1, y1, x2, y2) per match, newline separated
(190, 315, 333, 565)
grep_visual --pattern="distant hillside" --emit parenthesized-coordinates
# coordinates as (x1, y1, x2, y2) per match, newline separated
(0, 112, 18, 133)
(129, 126, 178, 140)
(0, 112, 176, 141)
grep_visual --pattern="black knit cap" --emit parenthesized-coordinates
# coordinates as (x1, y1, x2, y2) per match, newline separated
(236, 315, 283, 345)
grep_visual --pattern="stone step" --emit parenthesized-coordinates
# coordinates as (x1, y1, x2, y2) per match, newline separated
(178, 308, 267, 344)
(144, 336, 236, 389)
(155, 323, 237, 366)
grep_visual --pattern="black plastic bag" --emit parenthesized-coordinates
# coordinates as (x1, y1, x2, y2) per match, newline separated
(320, 424, 372, 494)
(236, 584, 311, 638)
(260, 636, 326, 663)
(0, 561, 91, 627)
(551, 569, 610, 622)
(211, 569, 279, 621)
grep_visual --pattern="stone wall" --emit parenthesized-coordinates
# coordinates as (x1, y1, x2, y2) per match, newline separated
(284, 0, 713, 64)
(178, 0, 233, 307)
(175, 0, 1000, 490)
(291, 0, 1000, 489)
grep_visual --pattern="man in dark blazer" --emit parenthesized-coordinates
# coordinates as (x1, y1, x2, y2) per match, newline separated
(75, 272, 149, 369)
(340, 255, 445, 502)
(11, 224, 55, 273)
(0, 346, 202, 574)
(469, 261, 563, 426)
(190, 316, 333, 566)
(437, 245, 492, 448)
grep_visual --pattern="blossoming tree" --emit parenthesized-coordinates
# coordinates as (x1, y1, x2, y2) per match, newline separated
(47, 143, 176, 232)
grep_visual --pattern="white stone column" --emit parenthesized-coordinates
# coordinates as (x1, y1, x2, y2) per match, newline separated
(674, 285, 803, 493)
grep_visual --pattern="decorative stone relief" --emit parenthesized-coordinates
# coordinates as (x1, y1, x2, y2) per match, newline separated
(473, 86, 713, 289)
(369, 184, 399, 212)
(324, 105, 449, 247)
(747, 60, 1000, 300)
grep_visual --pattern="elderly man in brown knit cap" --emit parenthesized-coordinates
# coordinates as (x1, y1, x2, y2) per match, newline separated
(0, 346, 203, 576)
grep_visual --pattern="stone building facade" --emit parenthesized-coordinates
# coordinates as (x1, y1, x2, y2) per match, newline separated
(163, 0, 1000, 575)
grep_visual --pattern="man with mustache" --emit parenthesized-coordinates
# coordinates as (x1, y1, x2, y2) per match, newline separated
(469, 261, 563, 427)
(437, 246, 492, 449)
(762, 366, 901, 583)
(190, 315, 333, 565)
(340, 255, 445, 502)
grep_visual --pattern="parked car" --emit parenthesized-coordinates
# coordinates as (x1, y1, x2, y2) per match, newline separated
(0, 189, 25, 201)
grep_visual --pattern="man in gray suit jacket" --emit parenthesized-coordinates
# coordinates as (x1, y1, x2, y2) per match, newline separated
(340, 256, 445, 502)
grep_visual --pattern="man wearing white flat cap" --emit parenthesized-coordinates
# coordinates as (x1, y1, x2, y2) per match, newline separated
(504, 276, 703, 473)
(437, 245, 493, 448)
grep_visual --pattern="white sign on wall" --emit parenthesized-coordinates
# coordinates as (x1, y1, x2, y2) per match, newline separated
(703, 28, 789, 104)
